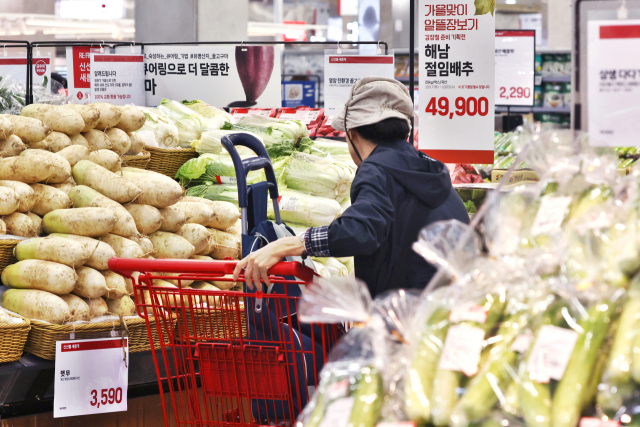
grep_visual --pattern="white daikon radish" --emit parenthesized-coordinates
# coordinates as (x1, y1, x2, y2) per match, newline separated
(181, 196, 240, 230)
(56, 145, 91, 167)
(42, 131, 72, 152)
(106, 295, 136, 316)
(129, 235, 154, 255)
(14, 236, 92, 267)
(50, 177, 76, 195)
(89, 149, 121, 172)
(82, 297, 108, 318)
(30, 184, 72, 216)
(59, 294, 90, 321)
(69, 133, 90, 147)
(26, 213, 42, 236)
(0, 115, 13, 140)
(126, 132, 145, 155)
(101, 233, 144, 259)
(72, 160, 142, 203)
(1, 289, 70, 324)
(149, 231, 195, 259)
(173, 202, 215, 227)
(0, 186, 18, 215)
(3, 212, 37, 237)
(159, 204, 187, 232)
(0, 135, 27, 157)
(105, 128, 131, 156)
(120, 167, 183, 208)
(176, 223, 210, 255)
(102, 270, 129, 299)
(49, 234, 115, 271)
(65, 104, 100, 132)
(207, 228, 241, 260)
(115, 106, 145, 133)
(1, 260, 77, 295)
(0, 155, 56, 184)
(69, 185, 138, 237)
(2, 114, 51, 143)
(20, 104, 84, 135)
(82, 129, 111, 150)
(92, 103, 122, 130)
(124, 204, 163, 235)
(20, 149, 71, 184)
(0, 180, 36, 213)
(43, 207, 116, 237)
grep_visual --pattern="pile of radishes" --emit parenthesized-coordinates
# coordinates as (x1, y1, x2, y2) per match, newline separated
(0, 103, 242, 325)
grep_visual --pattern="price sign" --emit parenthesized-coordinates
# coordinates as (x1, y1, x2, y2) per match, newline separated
(495, 30, 536, 106)
(587, 20, 640, 147)
(90, 54, 145, 106)
(418, 0, 496, 164)
(324, 53, 395, 116)
(54, 338, 129, 418)
(66, 46, 103, 103)
(0, 56, 51, 91)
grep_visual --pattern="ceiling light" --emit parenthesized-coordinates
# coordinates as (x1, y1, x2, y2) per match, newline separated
(505, 0, 517, 3)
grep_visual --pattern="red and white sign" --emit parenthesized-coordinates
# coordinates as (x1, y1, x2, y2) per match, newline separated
(54, 337, 128, 418)
(587, 20, 640, 147)
(324, 53, 394, 116)
(418, 0, 496, 164)
(66, 46, 103, 103)
(231, 108, 278, 119)
(495, 30, 536, 106)
(90, 54, 145, 106)
(0, 56, 51, 91)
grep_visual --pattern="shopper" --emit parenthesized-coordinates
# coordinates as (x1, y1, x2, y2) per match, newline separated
(234, 76, 469, 297)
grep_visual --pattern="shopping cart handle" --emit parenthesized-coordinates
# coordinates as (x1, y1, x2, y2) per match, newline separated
(108, 258, 317, 283)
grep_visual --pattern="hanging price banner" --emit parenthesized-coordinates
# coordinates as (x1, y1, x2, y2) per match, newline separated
(90, 54, 145, 106)
(54, 337, 129, 418)
(495, 30, 536, 107)
(418, 0, 496, 164)
(0, 56, 51, 91)
(587, 20, 640, 147)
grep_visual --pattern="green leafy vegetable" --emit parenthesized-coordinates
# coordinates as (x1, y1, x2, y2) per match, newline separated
(474, 0, 495, 16)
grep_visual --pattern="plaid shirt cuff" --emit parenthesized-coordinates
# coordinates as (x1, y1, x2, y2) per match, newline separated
(304, 226, 331, 257)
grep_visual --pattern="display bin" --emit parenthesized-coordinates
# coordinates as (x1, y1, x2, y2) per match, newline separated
(0, 239, 19, 273)
(0, 312, 30, 363)
(121, 150, 152, 169)
(145, 145, 197, 178)
(24, 315, 175, 360)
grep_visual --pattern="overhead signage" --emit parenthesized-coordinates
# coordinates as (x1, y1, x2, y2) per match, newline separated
(587, 20, 640, 147)
(90, 54, 145, 106)
(418, 1, 496, 164)
(324, 53, 394, 116)
(143, 45, 282, 108)
(0, 56, 51, 91)
(495, 30, 536, 107)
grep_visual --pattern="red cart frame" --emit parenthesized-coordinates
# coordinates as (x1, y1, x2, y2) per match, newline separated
(110, 258, 342, 427)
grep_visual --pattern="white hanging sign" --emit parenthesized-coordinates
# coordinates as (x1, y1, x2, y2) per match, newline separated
(90, 53, 145, 106)
(495, 30, 536, 106)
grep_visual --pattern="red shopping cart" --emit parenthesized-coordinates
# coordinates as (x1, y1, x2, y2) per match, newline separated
(109, 257, 343, 427)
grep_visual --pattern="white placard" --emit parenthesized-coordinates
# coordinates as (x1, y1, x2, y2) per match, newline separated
(438, 324, 485, 376)
(526, 325, 578, 383)
(90, 54, 145, 106)
(495, 30, 535, 106)
(54, 337, 129, 418)
(324, 52, 395, 116)
(278, 196, 299, 212)
(531, 196, 572, 236)
(418, 1, 496, 164)
(587, 20, 640, 147)
(0, 56, 51, 91)
(144, 45, 281, 108)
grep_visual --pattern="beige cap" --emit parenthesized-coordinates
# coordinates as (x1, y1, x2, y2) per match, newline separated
(331, 76, 414, 132)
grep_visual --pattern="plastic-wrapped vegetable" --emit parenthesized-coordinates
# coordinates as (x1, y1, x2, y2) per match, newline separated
(176, 152, 263, 186)
(190, 129, 263, 155)
(222, 115, 309, 147)
(135, 106, 179, 148)
(158, 99, 206, 147)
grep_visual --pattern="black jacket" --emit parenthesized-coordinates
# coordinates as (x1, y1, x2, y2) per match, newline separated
(327, 141, 470, 297)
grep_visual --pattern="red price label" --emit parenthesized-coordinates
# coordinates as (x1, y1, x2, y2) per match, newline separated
(499, 86, 531, 100)
(90, 387, 123, 408)
(425, 96, 490, 119)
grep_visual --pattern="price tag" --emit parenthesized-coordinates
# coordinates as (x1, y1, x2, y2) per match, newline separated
(495, 30, 536, 107)
(324, 53, 395, 116)
(278, 196, 299, 212)
(54, 338, 129, 418)
(587, 20, 640, 147)
(418, 0, 495, 164)
(90, 54, 145, 105)
(531, 196, 572, 236)
(67, 46, 102, 103)
(438, 324, 485, 376)
(526, 325, 578, 383)
(319, 397, 354, 427)
(449, 302, 488, 324)
(215, 176, 237, 185)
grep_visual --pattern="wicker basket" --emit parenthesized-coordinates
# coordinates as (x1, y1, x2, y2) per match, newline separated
(24, 316, 174, 360)
(121, 150, 151, 169)
(145, 145, 197, 178)
(0, 313, 30, 363)
(0, 239, 19, 274)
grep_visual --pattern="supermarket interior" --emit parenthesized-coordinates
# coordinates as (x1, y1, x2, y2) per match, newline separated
(1, 0, 640, 427)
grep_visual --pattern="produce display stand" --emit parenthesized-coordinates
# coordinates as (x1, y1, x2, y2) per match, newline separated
(109, 257, 343, 427)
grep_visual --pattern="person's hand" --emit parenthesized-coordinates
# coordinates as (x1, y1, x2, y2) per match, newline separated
(233, 236, 306, 292)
